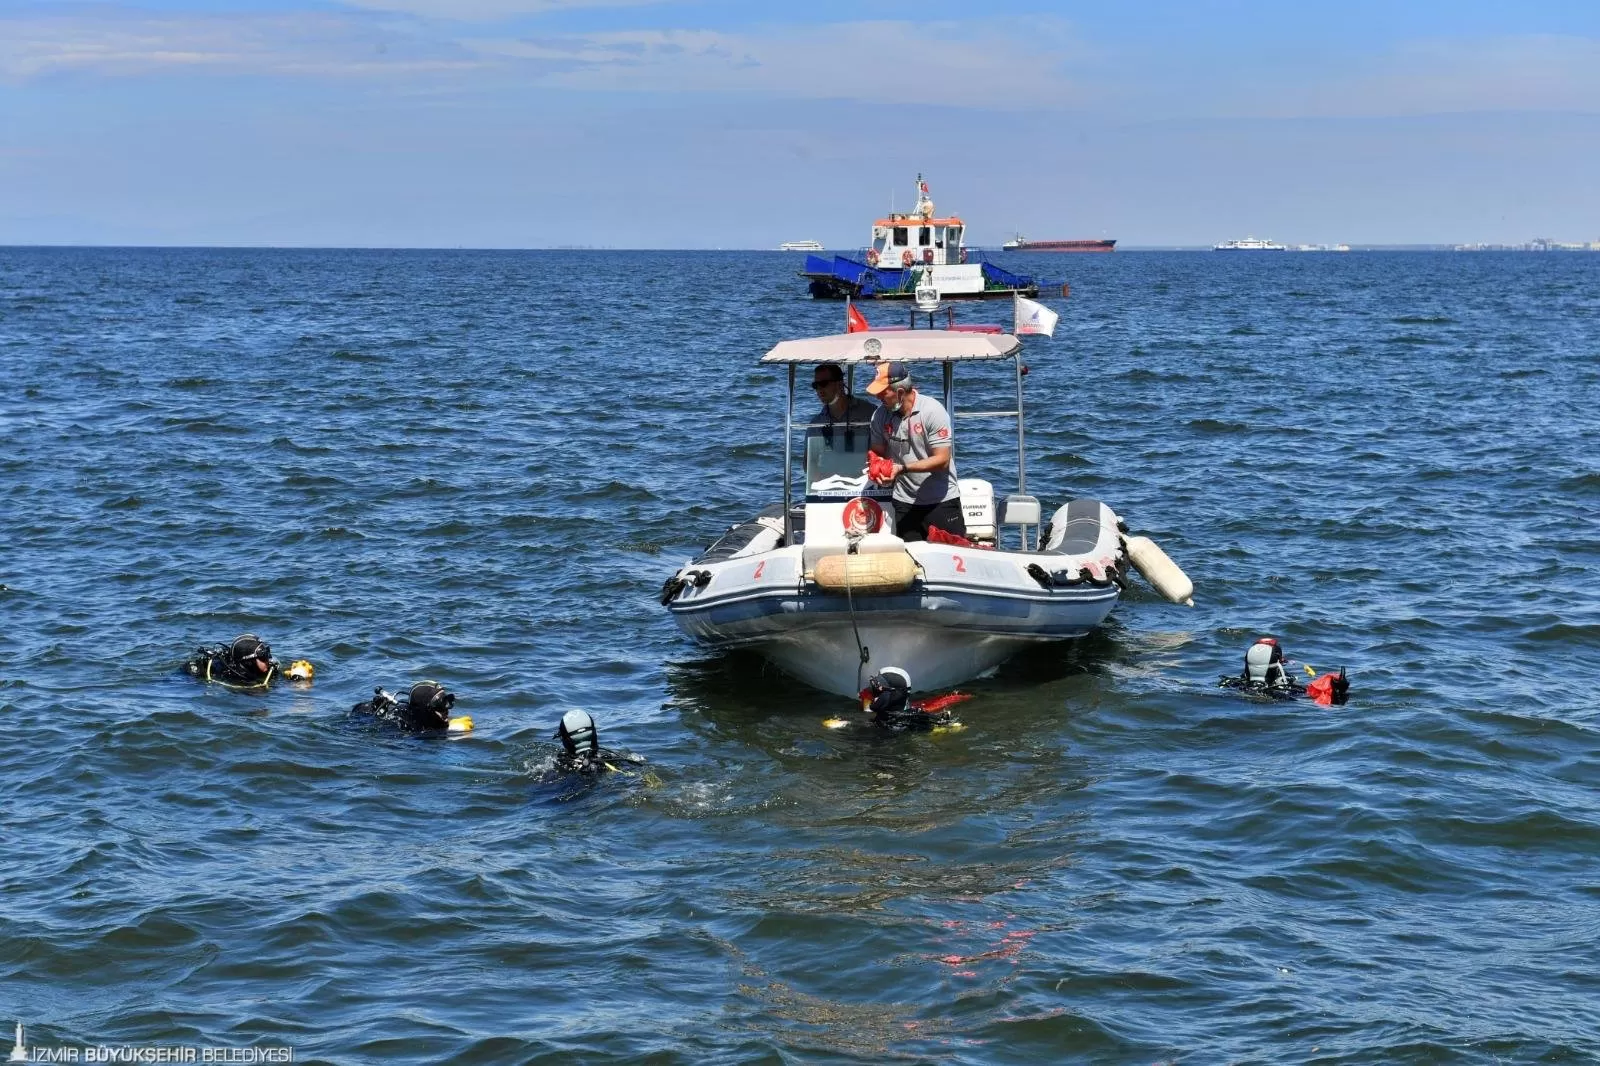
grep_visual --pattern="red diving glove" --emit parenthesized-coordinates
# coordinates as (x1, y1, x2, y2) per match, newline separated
(912, 692, 972, 715)
(926, 525, 981, 548)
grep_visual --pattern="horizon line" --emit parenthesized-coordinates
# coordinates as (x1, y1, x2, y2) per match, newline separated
(0, 243, 1568, 253)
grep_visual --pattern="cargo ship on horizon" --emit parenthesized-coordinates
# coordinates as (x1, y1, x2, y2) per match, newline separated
(1001, 235, 1116, 253)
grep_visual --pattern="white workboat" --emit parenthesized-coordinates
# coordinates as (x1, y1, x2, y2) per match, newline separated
(661, 318, 1193, 698)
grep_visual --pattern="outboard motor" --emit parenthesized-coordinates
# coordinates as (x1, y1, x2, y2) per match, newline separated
(1243, 637, 1290, 691)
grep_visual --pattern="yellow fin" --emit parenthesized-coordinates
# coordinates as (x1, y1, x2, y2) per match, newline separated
(1303, 665, 1317, 677)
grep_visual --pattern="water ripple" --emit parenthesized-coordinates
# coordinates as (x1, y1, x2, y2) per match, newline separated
(0, 247, 1597, 1062)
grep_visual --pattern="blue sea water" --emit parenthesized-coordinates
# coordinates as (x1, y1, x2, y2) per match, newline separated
(1, 247, 1598, 1064)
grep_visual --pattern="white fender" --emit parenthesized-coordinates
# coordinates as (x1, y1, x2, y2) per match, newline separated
(1121, 534, 1194, 606)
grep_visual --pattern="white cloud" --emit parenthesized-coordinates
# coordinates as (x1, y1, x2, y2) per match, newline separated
(0, 10, 1087, 110)
(337, 0, 672, 22)
(5, 8, 1597, 125)
(0, 10, 485, 81)
(464, 19, 1089, 109)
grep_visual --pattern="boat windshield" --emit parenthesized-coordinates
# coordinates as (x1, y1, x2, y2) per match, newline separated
(803, 424, 879, 497)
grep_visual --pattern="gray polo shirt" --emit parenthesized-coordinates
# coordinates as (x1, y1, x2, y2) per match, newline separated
(870, 391, 959, 505)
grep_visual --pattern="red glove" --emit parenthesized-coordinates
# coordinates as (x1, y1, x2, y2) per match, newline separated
(925, 525, 967, 547)
(912, 692, 972, 715)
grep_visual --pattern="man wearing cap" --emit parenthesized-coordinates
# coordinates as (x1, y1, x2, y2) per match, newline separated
(865, 361, 966, 542)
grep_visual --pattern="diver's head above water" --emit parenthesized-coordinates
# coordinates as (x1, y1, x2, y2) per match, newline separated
(229, 634, 275, 675)
(555, 709, 599, 757)
(1243, 636, 1289, 688)
(862, 667, 912, 718)
(407, 681, 455, 730)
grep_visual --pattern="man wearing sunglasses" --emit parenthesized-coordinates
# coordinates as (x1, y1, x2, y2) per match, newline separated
(810, 361, 878, 449)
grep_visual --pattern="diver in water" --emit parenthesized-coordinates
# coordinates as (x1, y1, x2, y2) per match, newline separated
(184, 633, 310, 689)
(1219, 636, 1350, 706)
(351, 681, 473, 733)
(1242, 636, 1298, 694)
(552, 709, 645, 774)
(858, 668, 968, 732)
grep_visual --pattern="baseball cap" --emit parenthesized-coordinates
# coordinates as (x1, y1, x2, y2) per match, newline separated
(866, 361, 913, 397)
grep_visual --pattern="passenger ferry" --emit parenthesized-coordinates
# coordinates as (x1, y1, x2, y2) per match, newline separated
(779, 240, 825, 252)
(1213, 237, 1288, 251)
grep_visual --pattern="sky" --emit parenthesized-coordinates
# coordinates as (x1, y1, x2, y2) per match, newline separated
(2, 0, 1599, 247)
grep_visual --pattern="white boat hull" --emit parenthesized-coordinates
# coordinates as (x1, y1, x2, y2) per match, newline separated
(665, 501, 1125, 698)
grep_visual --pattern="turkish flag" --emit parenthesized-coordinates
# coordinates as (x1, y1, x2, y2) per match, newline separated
(846, 304, 869, 333)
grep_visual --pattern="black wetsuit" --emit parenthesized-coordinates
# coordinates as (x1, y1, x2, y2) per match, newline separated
(555, 748, 646, 775)
(184, 647, 279, 689)
(867, 688, 957, 733)
(1217, 671, 1305, 699)
(1218, 638, 1308, 700)
(351, 690, 450, 732)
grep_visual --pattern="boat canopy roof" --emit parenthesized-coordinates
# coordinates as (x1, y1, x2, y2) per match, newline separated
(761, 330, 1022, 365)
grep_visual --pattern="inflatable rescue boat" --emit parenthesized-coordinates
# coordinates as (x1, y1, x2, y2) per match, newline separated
(662, 320, 1191, 698)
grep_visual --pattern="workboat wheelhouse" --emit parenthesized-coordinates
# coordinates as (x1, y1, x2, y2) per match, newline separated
(801, 175, 1046, 302)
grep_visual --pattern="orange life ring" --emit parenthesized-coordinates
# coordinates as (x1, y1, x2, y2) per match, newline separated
(922, 247, 934, 265)
(900, 250, 914, 268)
(959, 247, 968, 264)
(866, 248, 880, 267)
(841, 497, 884, 534)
